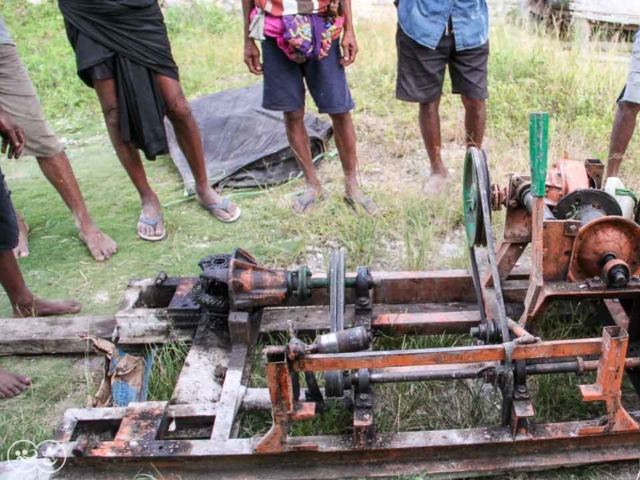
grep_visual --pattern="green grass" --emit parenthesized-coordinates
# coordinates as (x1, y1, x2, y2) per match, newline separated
(1, 1, 640, 477)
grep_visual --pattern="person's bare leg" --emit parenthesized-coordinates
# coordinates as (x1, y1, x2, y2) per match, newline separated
(12, 206, 29, 258)
(329, 112, 376, 214)
(93, 78, 164, 239)
(283, 108, 321, 214)
(0, 250, 81, 317)
(154, 75, 239, 221)
(419, 99, 447, 194)
(462, 96, 487, 149)
(607, 101, 640, 178)
(0, 370, 31, 399)
(35, 151, 117, 260)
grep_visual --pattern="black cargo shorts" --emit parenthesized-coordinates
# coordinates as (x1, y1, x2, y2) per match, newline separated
(0, 168, 19, 251)
(396, 25, 489, 104)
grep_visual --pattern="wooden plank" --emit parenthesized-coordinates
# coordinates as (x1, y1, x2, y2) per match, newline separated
(372, 310, 481, 334)
(570, 0, 640, 24)
(171, 320, 230, 405)
(260, 302, 480, 333)
(211, 346, 249, 442)
(0, 315, 115, 355)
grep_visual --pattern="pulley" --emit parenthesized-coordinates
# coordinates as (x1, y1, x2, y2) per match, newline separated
(463, 148, 492, 248)
(463, 148, 510, 344)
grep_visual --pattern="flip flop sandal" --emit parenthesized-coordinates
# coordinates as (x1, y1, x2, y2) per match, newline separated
(137, 214, 167, 242)
(344, 196, 377, 216)
(204, 198, 242, 223)
(293, 193, 318, 216)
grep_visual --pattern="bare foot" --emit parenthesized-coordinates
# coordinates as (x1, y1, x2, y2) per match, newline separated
(423, 173, 448, 195)
(79, 225, 117, 262)
(293, 188, 321, 215)
(12, 296, 82, 318)
(344, 183, 377, 216)
(196, 185, 240, 222)
(0, 370, 31, 399)
(13, 211, 29, 258)
(137, 194, 166, 241)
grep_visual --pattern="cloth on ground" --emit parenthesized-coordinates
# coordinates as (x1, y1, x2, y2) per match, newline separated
(59, 0, 179, 160)
(81, 336, 153, 408)
(165, 83, 333, 191)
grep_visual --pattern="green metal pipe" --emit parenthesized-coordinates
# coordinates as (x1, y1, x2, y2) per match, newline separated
(529, 112, 549, 197)
(309, 276, 357, 289)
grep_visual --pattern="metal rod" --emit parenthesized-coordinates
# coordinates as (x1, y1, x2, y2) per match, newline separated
(309, 277, 357, 289)
(520, 187, 555, 220)
(370, 367, 491, 383)
(367, 357, 640, 384)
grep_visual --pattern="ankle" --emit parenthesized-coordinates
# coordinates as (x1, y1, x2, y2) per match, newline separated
(11, 292, 36, 309)
(344, 178, 359, 194)
(431, 164, 448, 177)
(194, 183, 215, 196)
(74, 213, 97, 233)
(140, 191, 160, 205)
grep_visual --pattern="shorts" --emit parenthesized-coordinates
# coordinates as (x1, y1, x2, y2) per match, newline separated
(0, 45, 63, 158)
(619, 31, 640, 104)
(0, 168, 19, 251)
(396, 25, 489, 104)
(261, 37, 355, 114)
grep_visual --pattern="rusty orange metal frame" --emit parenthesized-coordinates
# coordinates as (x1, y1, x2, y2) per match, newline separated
(45, 158, 640, 478)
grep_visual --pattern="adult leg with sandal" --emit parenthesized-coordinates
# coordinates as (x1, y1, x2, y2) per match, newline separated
(92, 75, 240, 241)
(58, 0, 240, 240)
(257, 37, 375, 216)
(396, 23, 489, 195)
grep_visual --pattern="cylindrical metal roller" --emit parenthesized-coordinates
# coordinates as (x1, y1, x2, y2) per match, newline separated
(309, 326, 372, 354)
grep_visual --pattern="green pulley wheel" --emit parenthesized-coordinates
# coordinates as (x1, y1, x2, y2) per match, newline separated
(463, 147, 492, 248)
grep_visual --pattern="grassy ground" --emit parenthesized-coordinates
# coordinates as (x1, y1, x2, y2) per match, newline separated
(1, 0, 640, 478)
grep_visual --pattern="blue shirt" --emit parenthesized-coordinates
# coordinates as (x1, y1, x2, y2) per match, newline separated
(0, 17, 14, 46)
(398, 0, 489, 51)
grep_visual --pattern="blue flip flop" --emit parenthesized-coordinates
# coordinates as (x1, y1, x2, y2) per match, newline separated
(203, 198, 241, 223)
(137, 214, 166, 242)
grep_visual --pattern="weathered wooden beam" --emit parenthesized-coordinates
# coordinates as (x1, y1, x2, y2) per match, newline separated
(0, 315, 116, 355)
(171, 319, 230, 405)
(211, 346, 249, 442)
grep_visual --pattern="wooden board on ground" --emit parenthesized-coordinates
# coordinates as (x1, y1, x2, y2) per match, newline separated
(0, 315, 116, 355)
(170, 320, 230, 404)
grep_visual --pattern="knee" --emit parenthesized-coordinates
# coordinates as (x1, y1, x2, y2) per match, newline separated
(103, 106, 120, 130)
(165, 97, 193, 124)
(420, 100, 440, 116)
(619, 101, 640, 117)
(461, 97, 485, 112)
(283, 109, 305, 126)
(329, 112, 350, 124)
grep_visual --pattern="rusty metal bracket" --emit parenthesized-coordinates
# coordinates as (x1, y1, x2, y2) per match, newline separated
(579, 326, 639, 435)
